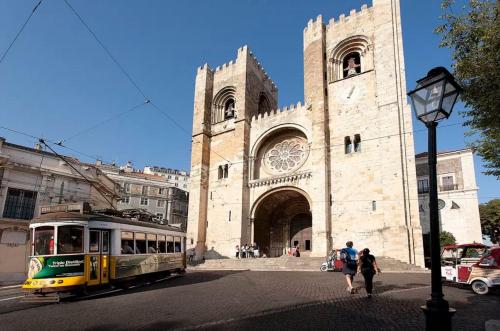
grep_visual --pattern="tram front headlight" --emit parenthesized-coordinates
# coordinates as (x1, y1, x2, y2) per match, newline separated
(57, 280, 63, 284)
(49, 280, 55, 284)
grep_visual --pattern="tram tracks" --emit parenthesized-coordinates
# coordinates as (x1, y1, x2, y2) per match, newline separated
(0, 272, 184, 314)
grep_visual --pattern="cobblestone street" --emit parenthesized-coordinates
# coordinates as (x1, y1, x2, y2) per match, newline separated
(0, 271, 498, 331)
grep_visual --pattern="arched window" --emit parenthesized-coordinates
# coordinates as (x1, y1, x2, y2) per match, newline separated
(354, 134, 361, 152)
(218, 166, 223, 179)
(344, 136, 352, 154)
(212, 87, 236, 124)
(223, 164, 229, 178)
(329, 35, 372, 82)
(342, 52, 361, 78)
(258, 93, 271, 115)
(224, 99, 235, 120)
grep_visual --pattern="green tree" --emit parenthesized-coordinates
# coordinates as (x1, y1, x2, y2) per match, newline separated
(479, 199, 500, 244)
(440, 231, 457, 247)
(435, 0, 500, 178)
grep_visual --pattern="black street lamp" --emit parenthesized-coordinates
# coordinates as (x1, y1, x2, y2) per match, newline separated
(407, 67, 461, 331)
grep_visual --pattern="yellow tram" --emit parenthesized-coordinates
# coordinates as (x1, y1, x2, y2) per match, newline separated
(22, 203, 186, 294)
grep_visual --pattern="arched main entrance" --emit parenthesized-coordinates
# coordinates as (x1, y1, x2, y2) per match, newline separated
(253, 189, 312, 257)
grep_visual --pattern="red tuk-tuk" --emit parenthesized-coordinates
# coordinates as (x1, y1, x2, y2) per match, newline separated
(441, 244, 500, 294)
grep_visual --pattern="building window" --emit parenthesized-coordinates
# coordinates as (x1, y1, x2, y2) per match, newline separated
(218, 166, 223, 179)
(419, 204, 424, 212)
(140, 197, 149, 206)
(440, 176, 456, 191)
(343, 52, 361, 78)
(124, 183, 131, 193)
(121, 196, 130, 204)
(167, 175, 171, 179)
(228, 210, 231, 222)
(418, 179, 429, 194)
(2, 188, 37, 220)
(183, 184, 187, 188)
(142, 186, 148, 195)
(372, 200, 376, 211)
(344, 136, 352, 154)
(157, 200, 165, 208)
(175, 183, 178, 187)
(223, 164, 229, 178)
(175, 176, 178, 180)
(354, 134, 361, 152)
(224, 99, 235, 120)
(158, 188, 165, 195)
(156, 213, 164, 219)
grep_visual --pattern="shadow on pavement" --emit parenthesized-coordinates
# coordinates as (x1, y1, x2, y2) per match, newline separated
(195, 288, 500, 331)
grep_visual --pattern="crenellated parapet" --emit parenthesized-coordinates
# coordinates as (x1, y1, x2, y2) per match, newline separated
(197, 62, 213, 74)
(251, 101, 306, 122)
(244, 47, 278, 94)
(325, 4, 371, 32)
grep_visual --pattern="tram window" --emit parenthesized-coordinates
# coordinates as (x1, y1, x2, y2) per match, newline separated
(102, 232, 109, 253)
(158, 235, 166, 253)
(89, 230, 100, 253)
(167, 235, 174, 253)
(121, 231, 134, 255)
(174, 237, 181, 253)
(34, 226, 54, 256)
(147, 233, 157, 253)
(58, 225, 84, 254)
(135, 233, 146, 254)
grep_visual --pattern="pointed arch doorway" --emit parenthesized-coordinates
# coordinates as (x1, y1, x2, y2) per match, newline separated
(252, 188, 312, 257)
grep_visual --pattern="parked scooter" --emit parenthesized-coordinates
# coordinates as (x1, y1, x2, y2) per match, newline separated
(320, 249, 343, 272)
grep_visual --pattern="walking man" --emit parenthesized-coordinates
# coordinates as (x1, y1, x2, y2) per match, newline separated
(340, 241, 358, 294)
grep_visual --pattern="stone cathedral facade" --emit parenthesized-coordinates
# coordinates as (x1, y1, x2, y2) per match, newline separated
(188, 0, 425, 266)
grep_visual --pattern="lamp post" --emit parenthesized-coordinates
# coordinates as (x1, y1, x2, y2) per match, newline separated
(407, 67, 461, 331)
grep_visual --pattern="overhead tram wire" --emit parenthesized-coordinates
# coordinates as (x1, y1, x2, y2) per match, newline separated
(61, 100, 150, 144)
(0, 0, 43, 66)
(62, 0, 233, 165)
(63, 0, 148, 101)
(39, 139, 118, 211)
(0, 125, 111, 164)
(2, 119, 463, 180)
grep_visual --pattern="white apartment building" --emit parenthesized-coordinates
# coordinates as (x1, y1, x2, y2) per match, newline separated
(96, 162, 189, 231)
(416, 148, 483, 256)
(143, 166, 190, 191)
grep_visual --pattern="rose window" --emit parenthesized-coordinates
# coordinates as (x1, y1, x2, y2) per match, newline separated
(264, 138, 308, 173)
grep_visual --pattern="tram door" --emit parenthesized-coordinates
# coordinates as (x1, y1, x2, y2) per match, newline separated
(87, 229, 110, 286)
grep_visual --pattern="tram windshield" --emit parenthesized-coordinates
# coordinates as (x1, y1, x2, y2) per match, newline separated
(34, 226, 54, 256)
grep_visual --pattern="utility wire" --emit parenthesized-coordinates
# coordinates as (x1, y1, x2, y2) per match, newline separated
(0, 125, 112, 163)
(0, 0, 43, 66)
(63, 0, 148, 100)
(39, 139, 118, 211)
(62, 100, 150, 143)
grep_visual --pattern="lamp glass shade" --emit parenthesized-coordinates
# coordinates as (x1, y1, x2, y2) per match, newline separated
(407, 67, 461, 124)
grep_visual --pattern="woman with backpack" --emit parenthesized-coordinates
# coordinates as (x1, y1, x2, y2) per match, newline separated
(357, 248, 379, 298)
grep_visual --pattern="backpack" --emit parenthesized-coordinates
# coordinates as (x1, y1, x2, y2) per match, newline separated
(341, 248, 357, 269)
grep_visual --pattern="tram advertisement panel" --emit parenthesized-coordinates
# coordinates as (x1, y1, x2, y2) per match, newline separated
(28, 255, 85, 279)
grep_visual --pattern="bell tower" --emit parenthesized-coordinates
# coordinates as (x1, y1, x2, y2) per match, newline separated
(188, 46, 278, 259)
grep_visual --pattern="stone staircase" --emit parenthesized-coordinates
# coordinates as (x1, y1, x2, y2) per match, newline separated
(188, 256, 428, 273)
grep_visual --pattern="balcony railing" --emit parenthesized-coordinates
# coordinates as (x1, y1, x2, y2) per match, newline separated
(439, 184, 458, 192)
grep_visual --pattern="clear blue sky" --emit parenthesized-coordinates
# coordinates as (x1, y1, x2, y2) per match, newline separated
(0, 0, 497, 203)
